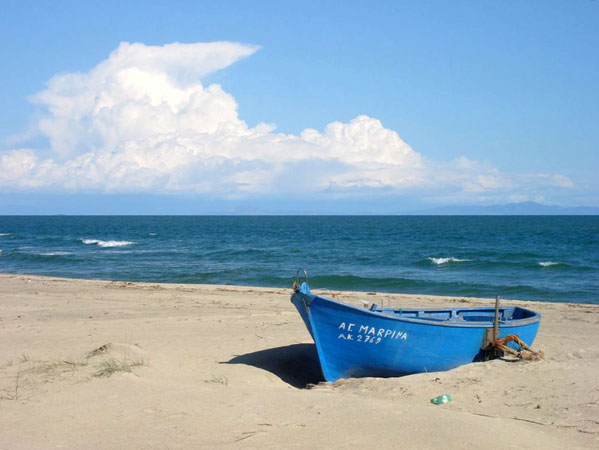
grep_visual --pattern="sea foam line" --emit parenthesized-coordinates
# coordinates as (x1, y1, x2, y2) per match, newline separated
(429, 257, 471, 265)
(80, 238, 136, 248)
(0, 233, 10, 237)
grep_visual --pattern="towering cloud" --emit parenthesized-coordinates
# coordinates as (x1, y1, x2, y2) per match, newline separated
(0, 41, 573, 202)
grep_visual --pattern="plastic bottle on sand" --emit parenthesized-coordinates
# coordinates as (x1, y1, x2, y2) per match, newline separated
(430, 394, 452, 405)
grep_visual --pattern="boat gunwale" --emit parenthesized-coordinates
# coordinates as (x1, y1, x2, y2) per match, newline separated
(297, 293, 542, 328)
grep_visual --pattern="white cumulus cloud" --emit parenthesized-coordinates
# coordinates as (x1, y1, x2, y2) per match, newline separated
(0, 41, 575, 203)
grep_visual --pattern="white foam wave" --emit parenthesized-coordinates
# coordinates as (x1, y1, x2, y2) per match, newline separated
(40, 251, 72, 256)
(429, 257, 471, 265)
(539, 261, 560, 267)
(80, 239, 136, 248)
(149, 232, 157, 236)
(0, 233, 10, 237)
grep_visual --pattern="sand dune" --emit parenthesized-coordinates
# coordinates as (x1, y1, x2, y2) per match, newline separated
(0, 274, 597, 449)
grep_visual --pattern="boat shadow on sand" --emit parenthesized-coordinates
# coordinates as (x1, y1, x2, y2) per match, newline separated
(224, 343, 324, 389)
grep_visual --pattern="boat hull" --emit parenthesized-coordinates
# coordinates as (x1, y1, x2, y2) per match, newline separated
(291, 290, 541, 382)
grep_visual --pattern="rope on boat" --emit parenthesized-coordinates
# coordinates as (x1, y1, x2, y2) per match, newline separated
(489, 334, 544, 361)
(485, 295, 544, 361)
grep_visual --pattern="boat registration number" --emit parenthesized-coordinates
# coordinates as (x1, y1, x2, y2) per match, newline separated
(337, 322, 408, 344)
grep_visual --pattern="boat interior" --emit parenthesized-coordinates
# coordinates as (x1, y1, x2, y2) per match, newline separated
(367, 305, 537, 323)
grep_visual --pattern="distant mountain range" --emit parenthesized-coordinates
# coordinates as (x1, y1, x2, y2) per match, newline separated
(406, 201, 599, 215)
(1, 195, 598, 215)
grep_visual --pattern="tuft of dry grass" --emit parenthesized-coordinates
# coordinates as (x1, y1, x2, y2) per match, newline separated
(26, 356, 88, 375)
(93, 356, 147, 377)
(0, 343, 149, 401)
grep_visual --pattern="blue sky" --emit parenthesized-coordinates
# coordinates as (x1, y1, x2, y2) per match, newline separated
(0, 0, 597, 214)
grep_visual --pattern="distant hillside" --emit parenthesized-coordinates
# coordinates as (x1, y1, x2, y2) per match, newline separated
(407, 201, 599, 215)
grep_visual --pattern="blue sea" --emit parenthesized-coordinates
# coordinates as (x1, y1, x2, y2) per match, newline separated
(0, 216, 597, 304)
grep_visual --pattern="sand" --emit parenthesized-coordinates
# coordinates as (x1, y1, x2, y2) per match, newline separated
(0, 273, 598, 449)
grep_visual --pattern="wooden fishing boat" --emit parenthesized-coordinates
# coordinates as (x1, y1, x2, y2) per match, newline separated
(290, 272, 541, 382)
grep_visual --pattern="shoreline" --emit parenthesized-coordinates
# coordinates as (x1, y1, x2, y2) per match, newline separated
(1, 273, 598, 448)
(1, 272, 596, 307)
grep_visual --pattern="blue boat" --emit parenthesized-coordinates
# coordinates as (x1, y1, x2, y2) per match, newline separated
(290, 275, 541, 382)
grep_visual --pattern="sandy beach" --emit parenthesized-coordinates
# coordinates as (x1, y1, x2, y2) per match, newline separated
(0, 273, 597, 449)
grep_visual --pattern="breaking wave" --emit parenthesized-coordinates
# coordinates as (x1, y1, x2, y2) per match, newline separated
(428, 257, 471, 265)
(80, 239, 136, 248)
(539, 261, 560, 267)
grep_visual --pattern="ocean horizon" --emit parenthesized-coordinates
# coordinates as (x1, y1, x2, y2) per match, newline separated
(0, 215, 597, 304)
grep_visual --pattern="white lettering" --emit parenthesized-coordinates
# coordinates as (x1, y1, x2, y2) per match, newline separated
(344, 322, 408, 345)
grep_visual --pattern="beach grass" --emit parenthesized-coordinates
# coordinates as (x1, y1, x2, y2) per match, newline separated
(93, 356, 147, 377)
